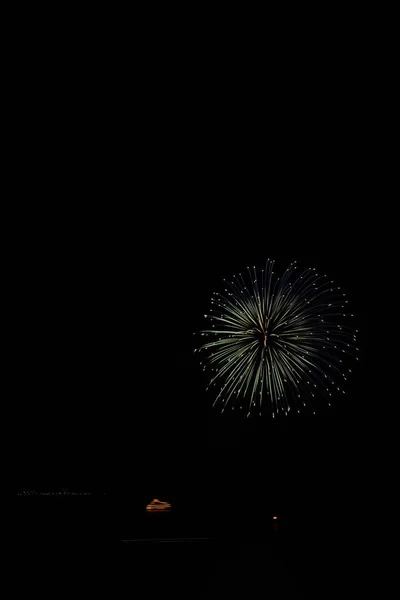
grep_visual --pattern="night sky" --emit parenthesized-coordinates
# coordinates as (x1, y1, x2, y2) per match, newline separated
(7, 47, 378, 521)
(6, 25, 391, 600)
(11, 200, 373, 521)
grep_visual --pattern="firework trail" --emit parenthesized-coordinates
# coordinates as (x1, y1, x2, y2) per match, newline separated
(195, 260, 358, 417)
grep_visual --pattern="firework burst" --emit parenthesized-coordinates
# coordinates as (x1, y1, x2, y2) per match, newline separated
(195, 259, 358, 417)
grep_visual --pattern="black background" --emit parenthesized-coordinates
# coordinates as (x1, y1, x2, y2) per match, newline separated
(6, 36, 382, 531)
(4, 16, 395, 600)
(10, 196, 374, 515)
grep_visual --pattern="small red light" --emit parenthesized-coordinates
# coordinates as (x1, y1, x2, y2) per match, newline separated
(272, 516, 278, 520)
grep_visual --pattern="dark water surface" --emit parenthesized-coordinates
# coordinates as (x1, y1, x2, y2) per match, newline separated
(9, 494, 378, 598)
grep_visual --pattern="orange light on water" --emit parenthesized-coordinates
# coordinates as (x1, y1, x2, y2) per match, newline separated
(146, 498, 171, 512)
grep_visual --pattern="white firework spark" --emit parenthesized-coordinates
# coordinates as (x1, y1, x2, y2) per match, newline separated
(195, 259, 358, 417)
